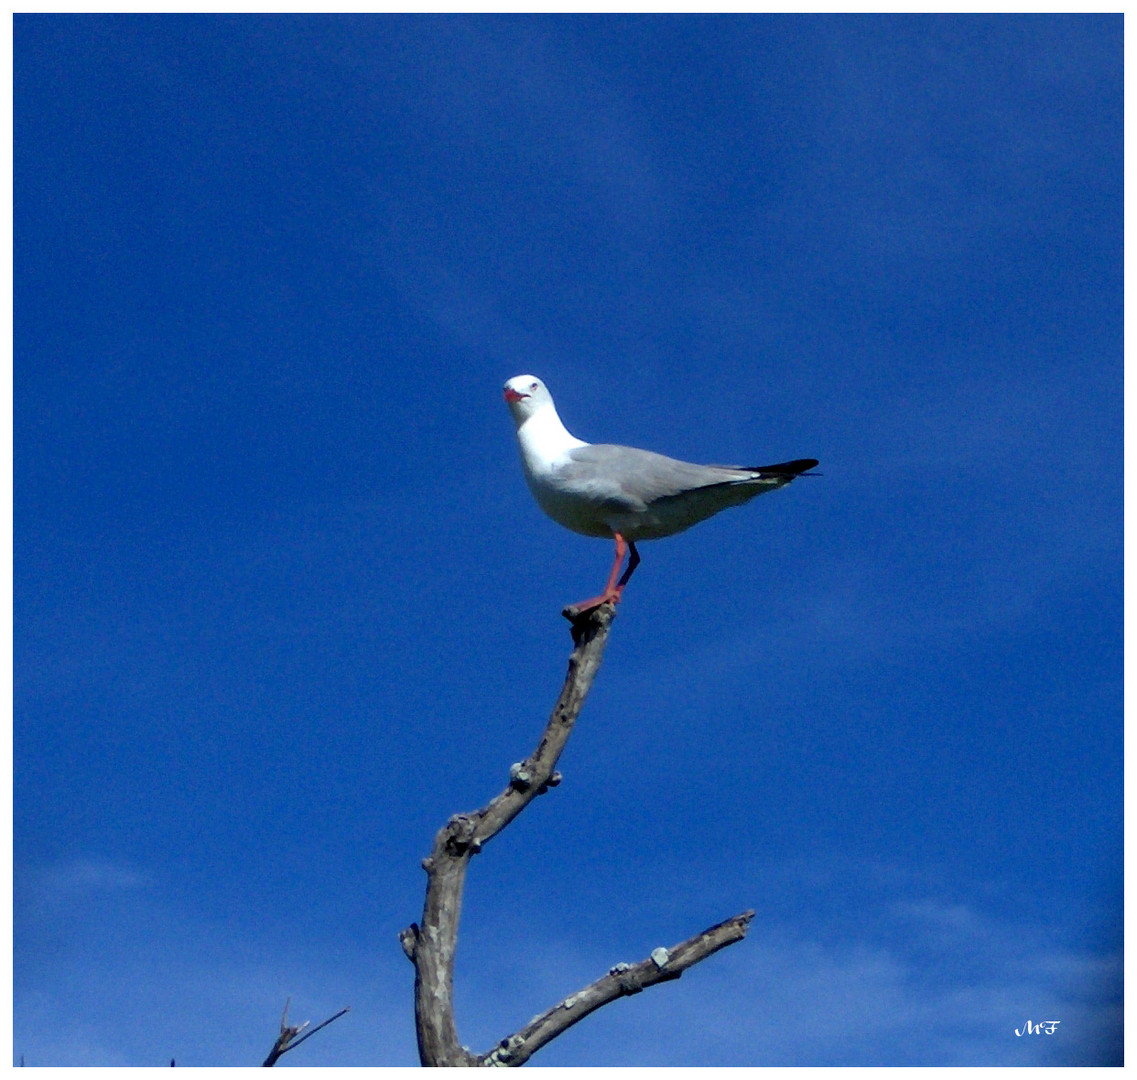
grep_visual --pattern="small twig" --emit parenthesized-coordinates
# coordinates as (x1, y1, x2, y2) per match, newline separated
(280, 1006, 350, 1054)
(262, 997, 350, 1066)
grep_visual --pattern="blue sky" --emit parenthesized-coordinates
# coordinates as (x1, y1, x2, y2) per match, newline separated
(14, 14, 1121, 1067)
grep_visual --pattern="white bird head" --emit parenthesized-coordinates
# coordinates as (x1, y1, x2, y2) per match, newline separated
(502, 375, 556, 426)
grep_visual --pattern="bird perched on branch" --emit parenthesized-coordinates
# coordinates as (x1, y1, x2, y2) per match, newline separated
(503, 375, 818, 613)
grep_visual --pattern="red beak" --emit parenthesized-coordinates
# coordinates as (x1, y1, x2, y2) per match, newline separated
(503, 387, 526, 403)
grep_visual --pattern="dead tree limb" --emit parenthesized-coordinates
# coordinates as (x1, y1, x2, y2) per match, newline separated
(402, 603, 753, 1066)
(482, 909, 755, 1066)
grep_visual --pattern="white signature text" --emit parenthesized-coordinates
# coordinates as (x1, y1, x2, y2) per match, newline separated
(1015, 1020, 1060, 1036)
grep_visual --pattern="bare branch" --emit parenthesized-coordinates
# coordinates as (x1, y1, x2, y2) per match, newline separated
(262, 997, 350, 1067)
(405, 603, 616, 1066)
(404, 602, 754, 1066)
(479, 909, 755, 1066)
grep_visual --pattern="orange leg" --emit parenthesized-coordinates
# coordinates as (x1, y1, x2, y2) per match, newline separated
(566, 534, 641, 613)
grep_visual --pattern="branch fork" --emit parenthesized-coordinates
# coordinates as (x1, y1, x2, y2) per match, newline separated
(403, 603, 752, 1066)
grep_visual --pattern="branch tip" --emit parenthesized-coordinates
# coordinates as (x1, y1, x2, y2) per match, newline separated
(563, 600, 616, 642)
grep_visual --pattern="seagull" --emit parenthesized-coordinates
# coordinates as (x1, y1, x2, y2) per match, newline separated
(503, 374, 818, 613)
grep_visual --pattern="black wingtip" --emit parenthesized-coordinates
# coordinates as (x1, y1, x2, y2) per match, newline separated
(752, 458, 820, 478)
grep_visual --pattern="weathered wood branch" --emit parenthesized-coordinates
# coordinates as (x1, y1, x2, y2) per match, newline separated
(403, 603, 616, 1066)
(480, 909, 755, 1067)
(403, 602, 752, 1066)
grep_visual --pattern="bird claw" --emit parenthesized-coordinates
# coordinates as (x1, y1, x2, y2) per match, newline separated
(561, 589, 622, 622)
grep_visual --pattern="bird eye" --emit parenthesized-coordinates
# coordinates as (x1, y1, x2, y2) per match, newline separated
(529, 382, 538, 390)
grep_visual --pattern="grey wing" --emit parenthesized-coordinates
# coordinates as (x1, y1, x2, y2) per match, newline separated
(556, 444, 754, 508)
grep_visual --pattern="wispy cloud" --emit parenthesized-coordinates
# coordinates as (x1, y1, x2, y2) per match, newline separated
(18, 856, 150, 902)
(13, 849, 1120, 1066)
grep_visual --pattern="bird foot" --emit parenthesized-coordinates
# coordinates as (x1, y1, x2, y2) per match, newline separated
(561, 588, 623, 622)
